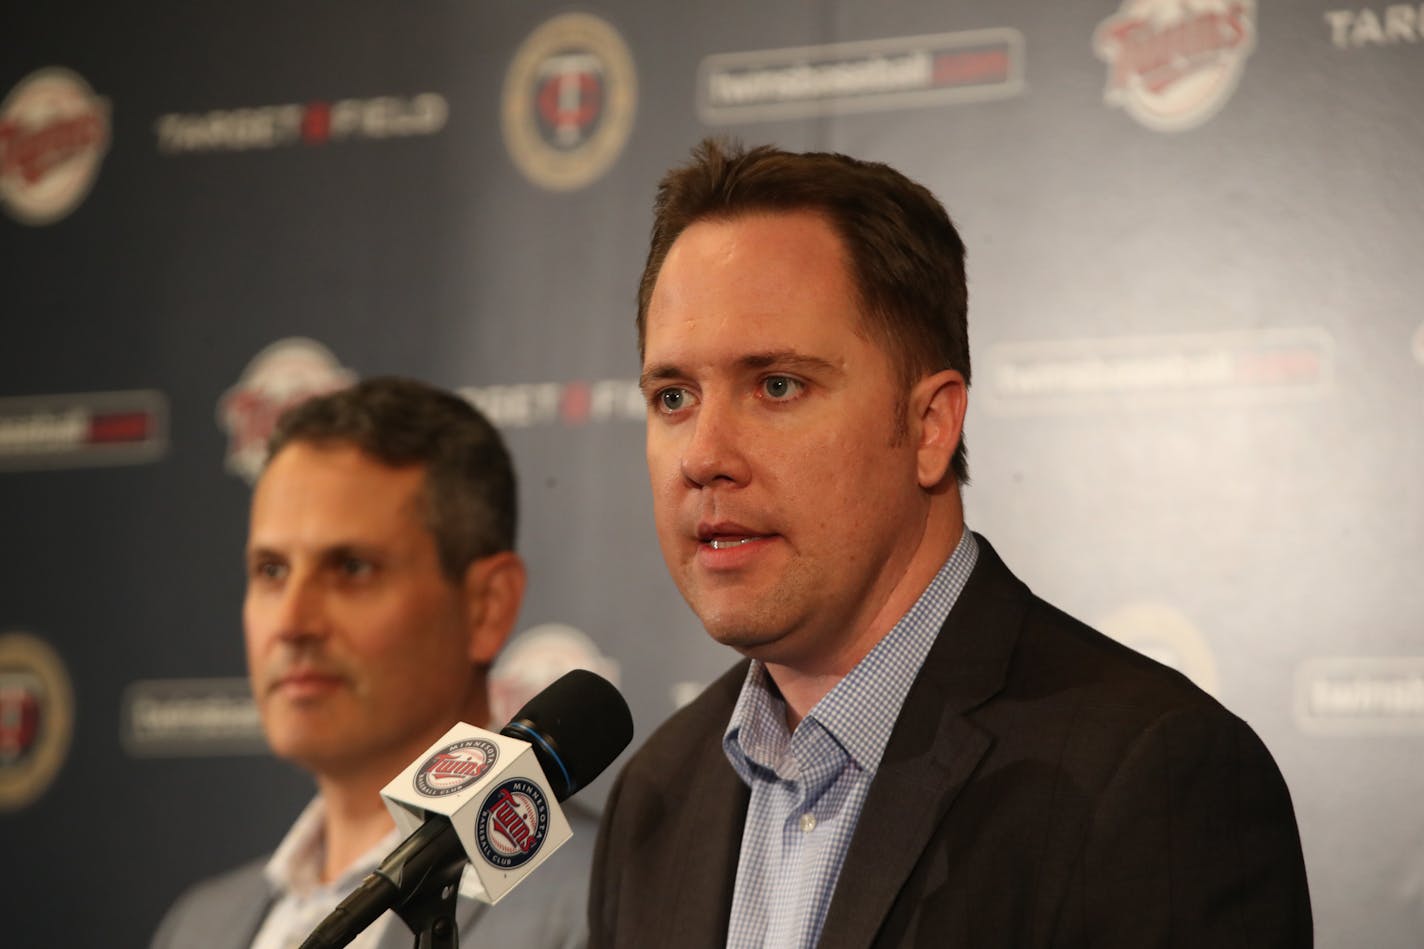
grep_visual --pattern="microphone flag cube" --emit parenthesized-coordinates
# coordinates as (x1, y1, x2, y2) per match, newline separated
(379, 721, 573, 904)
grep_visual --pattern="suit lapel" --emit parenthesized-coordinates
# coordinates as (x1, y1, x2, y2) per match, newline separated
(660, 708, 751, 947)
(817, 535, 1028, 949)
(219, 864, 277, 949)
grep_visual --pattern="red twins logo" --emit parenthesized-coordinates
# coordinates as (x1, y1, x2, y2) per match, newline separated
(475, 778, 549, 869)
(413, 738, 499, 797)
(1093, 0, 1256, 132)
(216, 338, 356, 483)
(0, 67, 110, 225)
(0, 674, 41, 765)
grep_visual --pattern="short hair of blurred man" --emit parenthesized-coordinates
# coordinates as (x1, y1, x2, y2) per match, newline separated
(268, 375, 517, 578)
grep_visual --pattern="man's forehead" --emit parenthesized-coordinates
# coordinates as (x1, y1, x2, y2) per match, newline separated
(249, 442, 430, 540)
(661, 209, 849, 273)
(648, 216, 860, 323)
(258, 440, 427, 492)
(642, 293, 875, 383)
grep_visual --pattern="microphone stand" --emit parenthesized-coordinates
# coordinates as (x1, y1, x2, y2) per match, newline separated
(394, 856, 465, 949)
(299, 818, 469, 949)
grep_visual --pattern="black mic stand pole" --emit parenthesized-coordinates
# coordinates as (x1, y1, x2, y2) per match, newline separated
(394, 857, 465, 949)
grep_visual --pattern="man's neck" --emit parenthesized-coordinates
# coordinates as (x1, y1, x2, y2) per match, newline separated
(309, 695, 494, 883)
(314, 774, 398, 883)
(766, 514, 965, 729)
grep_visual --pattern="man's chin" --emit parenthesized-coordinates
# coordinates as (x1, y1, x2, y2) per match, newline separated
(266, 731, 361, 773)
(260, 706, 352, 758)
(699, 614, 790, 656)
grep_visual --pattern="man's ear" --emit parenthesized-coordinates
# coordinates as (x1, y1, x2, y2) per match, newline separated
(461, 551, 527, 666)
(910, 369, 968, 489)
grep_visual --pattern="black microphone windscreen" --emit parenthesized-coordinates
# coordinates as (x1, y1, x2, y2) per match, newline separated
(501, 668, 633, 801)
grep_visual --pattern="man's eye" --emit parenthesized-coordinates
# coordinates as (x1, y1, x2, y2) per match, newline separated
(340, 558, 374, 578)
(253, 561, 286, 582)
(761, 376, 804, 400)
(657, 387, 692, 413)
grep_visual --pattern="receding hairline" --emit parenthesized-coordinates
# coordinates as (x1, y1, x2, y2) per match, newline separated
(255, 435, 471, 579)
(255, 437, 436, 528)
(640, 206, 923, 385)
(641, 206, 872, 331)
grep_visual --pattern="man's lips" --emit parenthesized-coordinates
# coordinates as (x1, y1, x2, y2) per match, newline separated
(707, 537, 758, 550)
(696, 521, 775, 547)
(268, 669, 347, 696)
(694, 521, 778, 567)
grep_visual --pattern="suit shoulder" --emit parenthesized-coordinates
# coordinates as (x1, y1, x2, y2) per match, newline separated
(1015, 594, 1231, 721)
(618, 660, 745, 786)
(149, 856, 271, 949)
(546, 798, 601, 877)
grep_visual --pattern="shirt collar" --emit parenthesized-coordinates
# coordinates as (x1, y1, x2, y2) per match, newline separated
(262, 794, 490, 904)
(724, 529, 979, 780)
(263, 796, 402, 897)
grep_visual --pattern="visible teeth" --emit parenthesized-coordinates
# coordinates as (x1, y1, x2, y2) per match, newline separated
(709, 537, 754, 550)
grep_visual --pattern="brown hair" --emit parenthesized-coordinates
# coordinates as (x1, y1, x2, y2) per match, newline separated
(266, 376, 517, 580)
(637, 138, 971, 482)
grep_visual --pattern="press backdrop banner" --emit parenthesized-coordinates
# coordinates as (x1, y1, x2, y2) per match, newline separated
(2, 2, 1421, 947)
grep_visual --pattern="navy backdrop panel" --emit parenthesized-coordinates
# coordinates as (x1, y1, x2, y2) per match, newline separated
(2, 2, 1421, 947)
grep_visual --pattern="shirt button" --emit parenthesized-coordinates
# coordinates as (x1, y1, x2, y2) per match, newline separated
(800, 813, 817, 833)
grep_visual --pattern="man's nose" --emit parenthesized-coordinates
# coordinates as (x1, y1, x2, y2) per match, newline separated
(273, 571, 329, 642)
(679, 398, 751, 488)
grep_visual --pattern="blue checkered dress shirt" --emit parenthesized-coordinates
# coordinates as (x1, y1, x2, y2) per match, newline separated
(721, 530, 979, 949)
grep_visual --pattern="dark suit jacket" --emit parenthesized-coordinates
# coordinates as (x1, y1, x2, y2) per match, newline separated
(589, 535, 1311, 948)
(151, 802, 599, 949)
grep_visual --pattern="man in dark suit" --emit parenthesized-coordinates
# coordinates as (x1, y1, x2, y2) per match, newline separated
(589, 141, 1311, 947)
(152, 378, 593, 949)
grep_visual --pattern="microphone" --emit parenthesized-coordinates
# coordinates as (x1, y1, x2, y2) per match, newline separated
(298, 669, 633, 949)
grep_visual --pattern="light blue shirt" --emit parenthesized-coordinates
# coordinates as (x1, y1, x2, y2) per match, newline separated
(722, 530, 979, 949)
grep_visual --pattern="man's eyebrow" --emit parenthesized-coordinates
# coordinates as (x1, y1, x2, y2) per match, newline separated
(244, 544, 281, 567)
(639, 363, 683, 392)
(736, 351, 840, 375)
(639, 351, 840, 391)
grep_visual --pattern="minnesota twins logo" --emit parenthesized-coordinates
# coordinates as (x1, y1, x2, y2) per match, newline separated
(474, 778, 549, 869)
(413, 737, 500, 797)
(0, 673, 40, 767)
(501, 12, 637, 192)
(216, 337, 356, 483)
(1093, 0, 1255, 132)
(0, 632, 74, 812)
(0, 67, 111, 225)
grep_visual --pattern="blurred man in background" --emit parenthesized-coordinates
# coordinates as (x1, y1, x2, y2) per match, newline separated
(590, 141, 1311, 948)
(153, 377, 591, 949)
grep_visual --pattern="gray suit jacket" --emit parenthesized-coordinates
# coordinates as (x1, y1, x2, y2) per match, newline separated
(152, 803, 597, 949)
(590, 535, 1312, 948)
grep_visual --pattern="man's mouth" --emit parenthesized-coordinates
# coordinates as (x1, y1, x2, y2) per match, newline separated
(708, 537, 758, 550)
(269, 666, 347, 695)
(696, 522, 775, 554)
